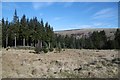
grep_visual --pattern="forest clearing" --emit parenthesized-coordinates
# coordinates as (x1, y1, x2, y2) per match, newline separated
(2, 48, 119, 78)
(1, 2, 120, 79)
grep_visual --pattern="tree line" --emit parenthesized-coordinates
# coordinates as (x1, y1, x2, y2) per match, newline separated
(55, 29, 120, 50)
(2, 10, 53, 46)
(2, 10, 120, 53)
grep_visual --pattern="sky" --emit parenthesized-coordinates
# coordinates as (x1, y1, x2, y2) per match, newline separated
(2, 2, 118, 31)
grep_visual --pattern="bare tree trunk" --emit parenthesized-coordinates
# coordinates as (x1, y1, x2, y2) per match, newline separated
(26, 39, 28, 46)
(38, 40, 40, 45)
(6, 35, 8, 48)
(49, 42, 50, 49)
(37, 40, 42, 49)
(40, 40, 42, 49)
(23, 38, 25, 46)
(15, 34, 16, 48)
(30, 43, 32, 46)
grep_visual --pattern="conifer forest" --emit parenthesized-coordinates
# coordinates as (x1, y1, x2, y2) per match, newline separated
(2, 10, 120, 53)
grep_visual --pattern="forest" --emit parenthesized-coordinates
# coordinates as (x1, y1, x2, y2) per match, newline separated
(2, 10, 120, 53)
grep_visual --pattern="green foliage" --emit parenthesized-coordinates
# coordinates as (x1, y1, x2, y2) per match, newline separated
(105, 40, 115, 49)
(42, 41, 48, 53)
(2, 9, 120, 50)
(43, 47, 48, 53)
(2, 10, 54, 50)
(54, 30, 118, 50)
(114, 29, 120, 49)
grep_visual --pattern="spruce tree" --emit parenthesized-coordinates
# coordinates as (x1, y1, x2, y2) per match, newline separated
(13, 9, 19, 48)
(114, 29, 120, 49)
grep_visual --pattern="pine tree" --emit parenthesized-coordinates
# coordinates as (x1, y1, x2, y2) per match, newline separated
(20, 14, 27, 46)
(5, 19, 9, 48)
(2, 18, 5, 47)
(13, 9, 19, 48)
(3, 9, 118, 51)
(114, 29, 120, 49)
(99, 30, 107, 49)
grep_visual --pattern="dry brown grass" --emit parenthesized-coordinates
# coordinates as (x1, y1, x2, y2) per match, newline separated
(2, 48, 119, 78)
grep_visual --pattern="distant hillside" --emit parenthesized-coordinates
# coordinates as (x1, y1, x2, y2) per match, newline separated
(55, 28, 117, 40)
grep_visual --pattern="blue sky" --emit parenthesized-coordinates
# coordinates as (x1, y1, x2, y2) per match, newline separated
(2, 2, 118, 31)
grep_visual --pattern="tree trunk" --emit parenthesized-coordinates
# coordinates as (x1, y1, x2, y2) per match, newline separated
(15, 35, 16, 48)
(27, 41, 29, 46)
(26, 39, 28, 46)
(38, 40, 40, 45)
(31, 43, 33, 47)
(23, 38, 25, 46)
(37, 40, 42, 49)
(40, 40, 42, 49)
(6, 35, 8, 48)
(35, 40, 36, 47)
(49, 42, 50, 49)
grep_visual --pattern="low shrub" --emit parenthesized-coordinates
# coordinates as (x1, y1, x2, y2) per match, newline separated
(43, 48, 48, 53)
(49, 48, 54, 52)
(34, 44, 42, 54)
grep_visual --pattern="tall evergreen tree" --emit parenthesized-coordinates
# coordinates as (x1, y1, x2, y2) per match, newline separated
(114, 29, 120, 49)
(2, 18, 5, 47)
(13, 9, 19, 48)
(20, 14, 27, 46)
(2, 9, 119, 52)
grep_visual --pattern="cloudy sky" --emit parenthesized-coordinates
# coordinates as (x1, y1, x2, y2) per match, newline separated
(2, 2, 118, 31)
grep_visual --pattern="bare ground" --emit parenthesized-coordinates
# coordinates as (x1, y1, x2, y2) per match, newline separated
(2, 49, 119, 78)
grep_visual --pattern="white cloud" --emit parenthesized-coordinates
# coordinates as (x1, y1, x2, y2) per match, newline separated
(92, 8, 117, 19)
(66, 24, 94, 29)
(94, 8, 112, 16)
(54, 21, 117, 31)
(79, 24, 93, 28)
(67, 22, 111, 29)
(92, 22, 117, 28)
(32, 2, 53, 10)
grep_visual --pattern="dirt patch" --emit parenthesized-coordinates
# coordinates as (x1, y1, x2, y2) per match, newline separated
(2, 49, 119, 78)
